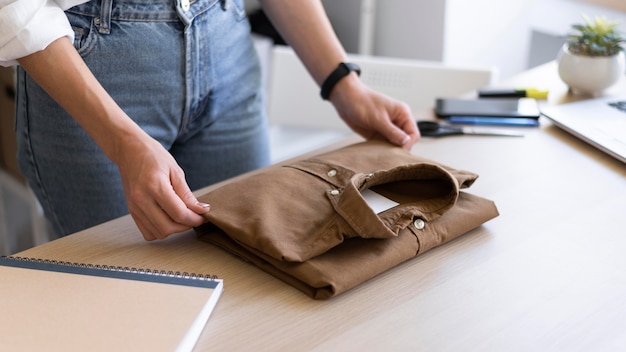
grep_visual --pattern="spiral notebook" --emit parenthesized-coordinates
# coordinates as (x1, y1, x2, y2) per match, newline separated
(0, 256, 223, 352)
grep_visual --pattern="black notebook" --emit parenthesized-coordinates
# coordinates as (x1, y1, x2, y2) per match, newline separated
(0, 256, 223, 352)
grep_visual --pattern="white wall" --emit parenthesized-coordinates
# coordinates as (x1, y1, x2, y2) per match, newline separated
(531, 0, 626, 35)
(442, 0, 536, 80)
(320, 0, 445, 60)
(247, 0, 626, 80)
(320, 0, 366, 54)
(373, 0, 445, 61)
(322, 0, 626, 80)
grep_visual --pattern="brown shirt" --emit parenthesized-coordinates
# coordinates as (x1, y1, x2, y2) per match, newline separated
(195, 140, 499, 299)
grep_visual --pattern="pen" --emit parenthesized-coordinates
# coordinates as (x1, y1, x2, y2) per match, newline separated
(478, 87, 549, 99)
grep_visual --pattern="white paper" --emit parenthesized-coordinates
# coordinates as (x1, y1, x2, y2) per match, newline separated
(361, 189, 399, 214)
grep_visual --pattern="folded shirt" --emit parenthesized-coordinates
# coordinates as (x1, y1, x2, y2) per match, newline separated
(195, 140, 499, 299)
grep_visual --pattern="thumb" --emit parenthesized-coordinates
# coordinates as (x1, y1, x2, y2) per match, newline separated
(171, 172, 211, 215)
(380, 122, 411, 146)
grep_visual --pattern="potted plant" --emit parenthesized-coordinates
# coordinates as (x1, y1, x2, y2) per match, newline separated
(557, 15, 626, 96)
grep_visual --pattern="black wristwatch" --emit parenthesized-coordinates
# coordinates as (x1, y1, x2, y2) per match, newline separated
(320, 62, 361, 100)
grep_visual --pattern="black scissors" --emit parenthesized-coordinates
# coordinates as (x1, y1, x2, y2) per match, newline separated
(417, 120, 523, 137)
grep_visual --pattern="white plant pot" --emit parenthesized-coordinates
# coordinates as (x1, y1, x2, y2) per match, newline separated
(557, 44, 626, 96)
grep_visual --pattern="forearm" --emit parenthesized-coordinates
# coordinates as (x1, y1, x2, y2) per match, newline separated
(17, 37, 148, 164)
(18, 37, 211, 239)
(259, 0, 349, 86)
(259, 0, 418, 147)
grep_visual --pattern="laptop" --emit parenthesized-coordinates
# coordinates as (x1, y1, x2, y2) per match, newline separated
(540, 95, 626, 163)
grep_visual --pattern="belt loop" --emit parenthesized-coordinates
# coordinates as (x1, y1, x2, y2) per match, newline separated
(98, 0, 113, 34)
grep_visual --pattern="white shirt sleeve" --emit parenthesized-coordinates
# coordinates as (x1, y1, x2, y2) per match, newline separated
(0, 0, 89, 67)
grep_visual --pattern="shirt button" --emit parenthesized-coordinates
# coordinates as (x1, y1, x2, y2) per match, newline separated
(413, 219, 425, 230)
(327, 169, 337, 177)
(330, 189, 340, 196)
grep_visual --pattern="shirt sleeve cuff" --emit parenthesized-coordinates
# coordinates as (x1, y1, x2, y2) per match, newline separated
(0, 1, 74, 67)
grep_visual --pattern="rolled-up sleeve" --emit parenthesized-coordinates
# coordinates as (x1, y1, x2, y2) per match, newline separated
(0, 0, 86, 66)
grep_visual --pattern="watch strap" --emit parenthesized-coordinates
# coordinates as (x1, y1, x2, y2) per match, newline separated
(320, 62, 361, 100)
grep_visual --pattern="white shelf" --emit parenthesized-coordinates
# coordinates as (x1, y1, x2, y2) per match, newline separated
(268, 124, 351, 164)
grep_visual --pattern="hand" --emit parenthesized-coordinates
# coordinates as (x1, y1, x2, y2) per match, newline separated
(329, 74, 421, 149)
(115, 133, 211, 241)
(17, 38, 210, 240)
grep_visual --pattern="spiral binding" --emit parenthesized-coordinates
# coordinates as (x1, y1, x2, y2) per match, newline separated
(5, 255, 219, 281)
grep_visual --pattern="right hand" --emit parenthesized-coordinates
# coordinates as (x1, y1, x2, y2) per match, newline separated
(115, 133, 211, 241)
(17, 38, 210, 240)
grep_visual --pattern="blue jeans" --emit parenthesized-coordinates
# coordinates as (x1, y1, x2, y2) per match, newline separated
(15, 0, 270, 237)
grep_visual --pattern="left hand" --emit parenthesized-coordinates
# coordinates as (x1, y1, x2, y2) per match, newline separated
(328, 73, 421, 149)
(258, 0, 420, 148)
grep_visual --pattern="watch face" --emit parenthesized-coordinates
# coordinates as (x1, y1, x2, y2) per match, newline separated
(343, 62, 361, 75)
(321, 62, 361, 100)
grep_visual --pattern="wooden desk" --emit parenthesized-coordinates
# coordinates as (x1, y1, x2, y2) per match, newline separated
(16, 62, 626, 351)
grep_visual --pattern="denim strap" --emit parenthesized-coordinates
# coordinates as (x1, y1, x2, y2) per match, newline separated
(98, 0, 113, 34)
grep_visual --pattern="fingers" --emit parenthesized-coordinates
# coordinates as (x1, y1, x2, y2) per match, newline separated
(130, 196, 208, 241)
(170, 170, 211, 216)
(114, 133, 213, 241)
(393, 107, 421, 149)
(374, 101, 420, 149)
(384, 123, 412, 147)
(126, 169, 211, 241)
(331, 82, 420, 149)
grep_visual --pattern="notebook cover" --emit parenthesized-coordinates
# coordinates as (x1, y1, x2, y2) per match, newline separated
(0, 256, 223, 352)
